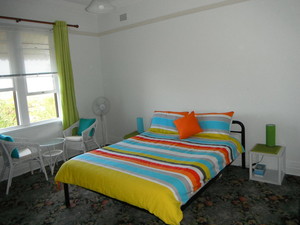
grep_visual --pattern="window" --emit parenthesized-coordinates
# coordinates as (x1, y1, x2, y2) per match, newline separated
(0, 25, 60, 129)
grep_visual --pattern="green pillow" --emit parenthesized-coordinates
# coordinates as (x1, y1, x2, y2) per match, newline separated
(77, 118, 96, 136)
(0, 134, 19, 158)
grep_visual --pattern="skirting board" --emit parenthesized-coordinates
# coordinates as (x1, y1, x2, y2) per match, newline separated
(287, 160, 300, 176)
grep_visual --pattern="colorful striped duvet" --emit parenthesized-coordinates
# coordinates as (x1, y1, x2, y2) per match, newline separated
(55, 131, 243, 225)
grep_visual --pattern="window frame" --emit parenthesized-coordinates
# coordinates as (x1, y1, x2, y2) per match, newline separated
(0, 25, 62, 132)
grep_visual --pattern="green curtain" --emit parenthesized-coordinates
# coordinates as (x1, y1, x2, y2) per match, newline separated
(53, 21, 79, 129)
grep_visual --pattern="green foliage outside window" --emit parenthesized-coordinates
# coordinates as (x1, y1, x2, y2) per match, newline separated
(28, 94, 57, 123)
(0, 97, 17, 128)
(0, 95, 57, 129)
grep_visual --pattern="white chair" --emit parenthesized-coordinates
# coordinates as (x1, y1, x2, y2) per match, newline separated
(0, 137, 49, 195)
(63, 119, 100, 159)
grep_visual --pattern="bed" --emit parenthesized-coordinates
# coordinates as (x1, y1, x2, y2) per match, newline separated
(55, 111, 245, 225)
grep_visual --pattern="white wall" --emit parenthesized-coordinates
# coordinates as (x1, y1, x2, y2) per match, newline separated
(99, 0, 300, 175)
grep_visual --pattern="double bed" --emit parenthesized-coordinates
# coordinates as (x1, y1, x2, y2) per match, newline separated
(55, 111, 245, 225)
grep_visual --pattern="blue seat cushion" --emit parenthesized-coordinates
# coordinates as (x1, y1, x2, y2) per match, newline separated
(77, 118, 96, 136)
(0, 134, 19, 158)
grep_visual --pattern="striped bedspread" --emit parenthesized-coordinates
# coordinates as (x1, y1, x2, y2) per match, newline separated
(55, 131, 243, 225)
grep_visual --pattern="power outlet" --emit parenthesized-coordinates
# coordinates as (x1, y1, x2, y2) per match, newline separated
(120, 13, 127, 21)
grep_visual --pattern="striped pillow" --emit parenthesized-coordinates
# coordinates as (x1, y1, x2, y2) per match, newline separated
(195, 111, 234, 135)
(149, 111, 188, 134)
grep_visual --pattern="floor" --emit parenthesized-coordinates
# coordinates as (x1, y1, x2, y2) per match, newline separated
(0, 165, 299, 225)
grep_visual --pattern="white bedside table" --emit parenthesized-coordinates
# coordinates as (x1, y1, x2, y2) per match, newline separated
(249, 144, 286, 185)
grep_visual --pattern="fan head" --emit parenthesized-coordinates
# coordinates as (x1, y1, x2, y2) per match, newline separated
(92, 97, 110, 116)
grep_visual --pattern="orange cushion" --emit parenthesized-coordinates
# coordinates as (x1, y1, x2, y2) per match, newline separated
(174, 111, 203, 139)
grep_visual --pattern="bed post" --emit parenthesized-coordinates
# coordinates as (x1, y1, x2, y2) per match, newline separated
(64, 183, 71, 207)
(232, 120, 246, 169)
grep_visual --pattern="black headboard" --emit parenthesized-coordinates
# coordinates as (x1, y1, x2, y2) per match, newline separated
(231, 120, 246, 169)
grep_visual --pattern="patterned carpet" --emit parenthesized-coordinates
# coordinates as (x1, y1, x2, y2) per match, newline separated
(0, 164, 299, 225)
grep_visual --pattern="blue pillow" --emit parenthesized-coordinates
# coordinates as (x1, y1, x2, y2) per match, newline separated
(0, 134, 19, 158)
(149, 111, 189, 134)
(77, 118, 96, 136)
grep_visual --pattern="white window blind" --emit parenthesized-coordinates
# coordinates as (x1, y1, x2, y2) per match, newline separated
(0, 24, 61, 129)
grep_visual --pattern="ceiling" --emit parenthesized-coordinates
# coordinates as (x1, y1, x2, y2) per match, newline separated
(63, 0, 145, 8)
(63, 0, 91, 5)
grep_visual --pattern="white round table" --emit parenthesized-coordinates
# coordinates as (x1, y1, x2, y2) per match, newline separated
(40, 138, 65, 175)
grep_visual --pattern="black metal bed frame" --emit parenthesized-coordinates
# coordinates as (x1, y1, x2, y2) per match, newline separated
(231, 120, 246, 169)
(63, 120, 246, 209)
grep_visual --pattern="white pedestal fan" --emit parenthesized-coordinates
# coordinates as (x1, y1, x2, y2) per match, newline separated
(92, 97, 110, 146)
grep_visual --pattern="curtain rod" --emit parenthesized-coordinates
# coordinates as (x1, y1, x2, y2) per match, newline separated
(0, 16, 79, 28)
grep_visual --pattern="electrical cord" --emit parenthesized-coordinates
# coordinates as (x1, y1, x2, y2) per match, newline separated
(252, 155, 264, 167)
